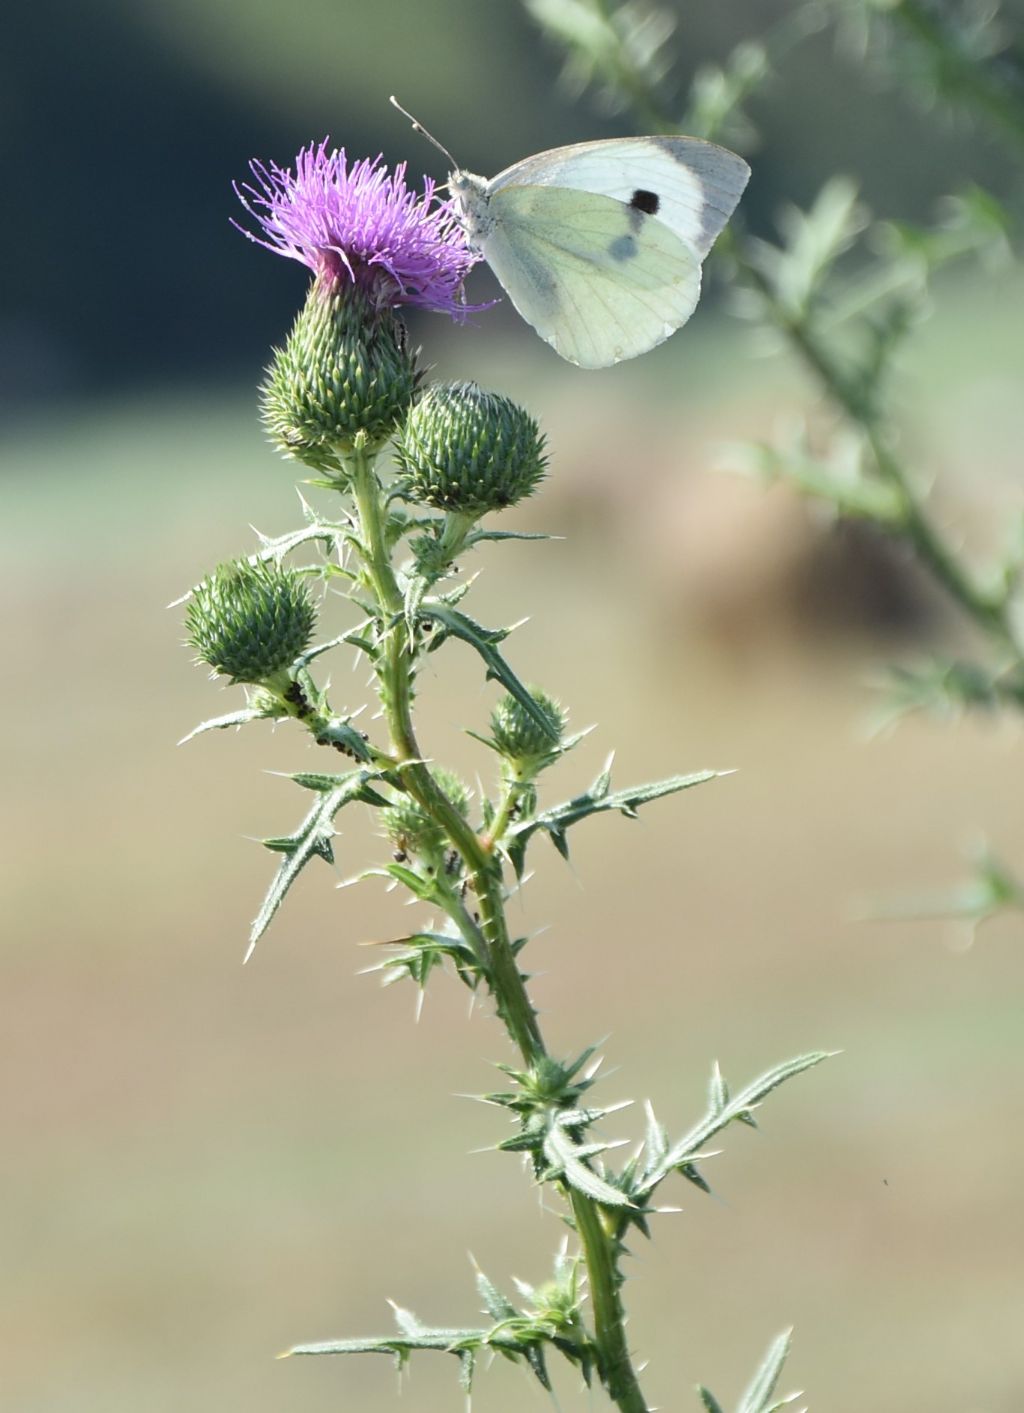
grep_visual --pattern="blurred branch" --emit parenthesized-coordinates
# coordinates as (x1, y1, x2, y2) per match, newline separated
(822, 0, 1024, 155)
(860, 842, 1024, 944)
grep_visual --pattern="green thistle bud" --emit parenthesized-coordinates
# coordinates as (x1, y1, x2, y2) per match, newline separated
(186, 559, 316, 685)
(394, 382, 547, 517)
(491, 688, 566, 776)
(381, 769, 471, 861)
(261, 278, 419, 472)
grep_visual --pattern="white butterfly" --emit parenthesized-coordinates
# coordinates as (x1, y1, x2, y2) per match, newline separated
(392, 100, 750, 369)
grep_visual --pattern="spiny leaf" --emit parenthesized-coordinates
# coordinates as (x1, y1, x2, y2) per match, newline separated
(296, 620, 379, 667)
(543, 1125, 632, 1208)
(286, 1329, 499, 1357)
(390, 1302, 425, 1337)
(457, 1348, 475, 1391)
(416, 602, 558, 744)
(178, 705, 274, 744)
(475, 1269, 517, 1324)
(247, 770, 386, 958)
(697, 1387, 727, 1413)
(739, 1329, 797, 1413)
(289, 771, 389, 805)
(507, 763, 721, 877)
(524, 1340, 552, 1390)
(708, 1060, 730, 1116)
(403, 570, 431, 641)
(384, 862, 441, 902)
(638, 1052, 833, 1197)
(466, 528, 554, 544)
(643, 1101, 669, 1173)
(362, 931, 480, 991)
(697, 1329, 802, 1413)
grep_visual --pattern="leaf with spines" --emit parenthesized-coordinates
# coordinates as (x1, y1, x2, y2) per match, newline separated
(285, 1271, 590, 1393)
(644, 1102, 666, 1181)
(507, 758, 722, 877)
(178, 704, 279, 744)
(416, 602, 559, 745)
(858, 841, 1024, 943)
(465, 528, 554, 546)
(738, 1329, 802, 1413)
(253, 516, 357, 560)
(382, 862, 443, 903)
(475, 1269, 518, 1324)
(247, 769, 388, 958)
(871, 657, 1024, 729)
(542, 1121, 632, 1208)
(697, 1328, 803, 1413)
(698, 1388, 727, 1413)
(295, 620, 379, 667)
(634, 1053, 833, 1203)
(361, 930, 481, 992)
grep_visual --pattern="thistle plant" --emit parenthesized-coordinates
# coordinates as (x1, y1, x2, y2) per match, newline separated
(182, 139, 828, 1410)
(524, 0, 1024, 933)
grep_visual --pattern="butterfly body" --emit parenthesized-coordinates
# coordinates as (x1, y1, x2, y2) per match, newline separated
(448, 136, 750, 368)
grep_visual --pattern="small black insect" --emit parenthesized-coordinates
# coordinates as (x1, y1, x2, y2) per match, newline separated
(284, 680, 311, 718)
(629, 188, 660, 215)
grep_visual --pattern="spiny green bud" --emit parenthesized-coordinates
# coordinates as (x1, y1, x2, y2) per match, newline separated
(261, 278, 419, 472)
(381, 768, 471, 860)
(186, 559, 316, 685)
(394, 381, 547, 516)
(491, 688, 566, 775)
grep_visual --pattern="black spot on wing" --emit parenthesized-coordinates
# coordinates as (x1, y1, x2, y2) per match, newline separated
(608, 233, 638, 262)
(630, 189, 660, 215)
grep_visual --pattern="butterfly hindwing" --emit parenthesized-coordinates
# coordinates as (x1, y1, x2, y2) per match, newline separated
(480, 184, 702, 368)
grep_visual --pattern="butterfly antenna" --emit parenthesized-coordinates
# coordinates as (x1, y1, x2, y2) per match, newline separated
(389, 95, 460, 171)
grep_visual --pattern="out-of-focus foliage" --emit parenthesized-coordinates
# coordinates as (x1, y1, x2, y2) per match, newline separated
(819, 0, 1024, 153)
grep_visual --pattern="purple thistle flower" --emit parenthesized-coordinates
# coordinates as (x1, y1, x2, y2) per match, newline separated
(234, 141, 486, 319)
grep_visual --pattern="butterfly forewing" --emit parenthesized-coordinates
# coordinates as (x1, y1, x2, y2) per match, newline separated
(481, 185, 702, 368)
(487, 137, 750, 260)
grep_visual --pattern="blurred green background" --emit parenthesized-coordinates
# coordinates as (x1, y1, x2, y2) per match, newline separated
(3, 2, 1024, 1411)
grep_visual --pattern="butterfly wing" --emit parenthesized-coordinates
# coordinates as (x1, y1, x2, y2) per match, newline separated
(479, 183, 702, 368)
(489, 136, 750, 260)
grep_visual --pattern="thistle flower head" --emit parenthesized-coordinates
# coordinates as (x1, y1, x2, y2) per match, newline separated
(381, 770, 471, 862)
(186, 559, 316, 687)
(395, 382, 548, 517)
(234, 142, 484, 318)
(491, 687, 566, 778)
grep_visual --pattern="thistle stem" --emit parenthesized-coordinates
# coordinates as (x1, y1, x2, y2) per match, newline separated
(571, 1192, 650, 1413)
(347, 446, 546, 1063)
(346, 445, 653, 1413)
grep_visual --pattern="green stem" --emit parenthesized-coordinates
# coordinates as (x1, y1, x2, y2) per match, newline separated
(482, 773, 525, 852)
(348, 444, 546, 1063)
(346, 442, 652, 1413)
(571, 1193, 649, 1413)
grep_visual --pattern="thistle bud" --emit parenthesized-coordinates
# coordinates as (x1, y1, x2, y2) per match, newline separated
(186, 559, 316, 686)
(381, 769, 471, 861)
(491, 688, 566, 777)
(261, 279, 419, 471)
(395, 382, 547, 517)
